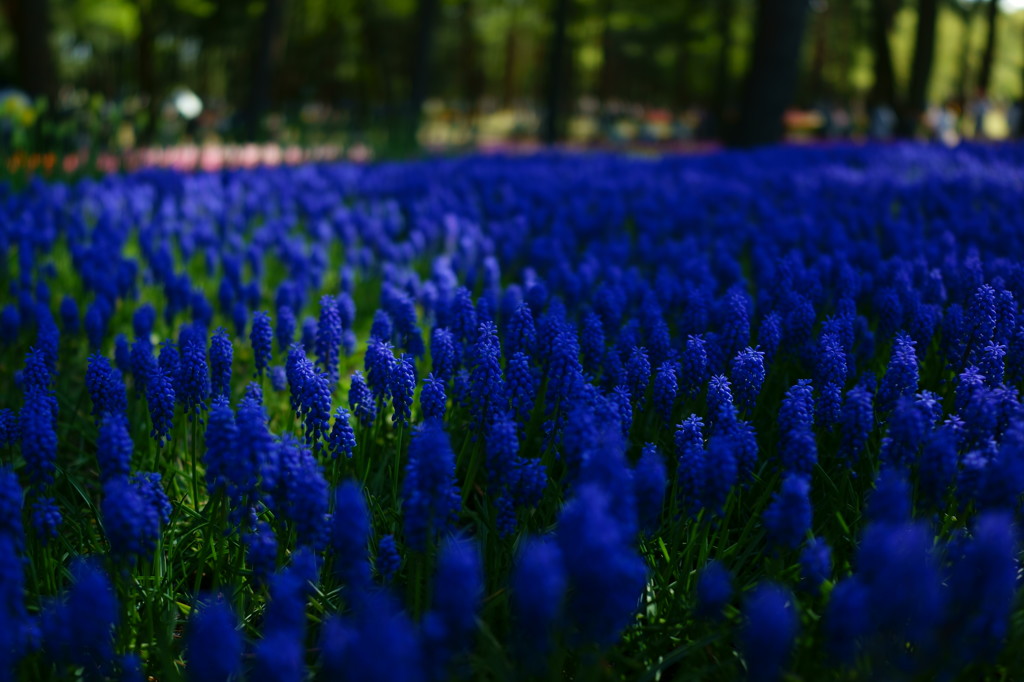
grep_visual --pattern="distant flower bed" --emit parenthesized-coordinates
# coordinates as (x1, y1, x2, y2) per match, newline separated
(3, 143, 1024, 680)
(3, 143, 353, 179)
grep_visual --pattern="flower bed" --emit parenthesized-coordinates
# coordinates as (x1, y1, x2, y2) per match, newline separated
(2, 143, 1024, 680)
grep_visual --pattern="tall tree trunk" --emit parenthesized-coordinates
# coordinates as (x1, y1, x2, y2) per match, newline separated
(542, 0, 571, 145)
(712, 0, 735, 131)
(808, 6, 829, 102)
(409, 0, 440, 146)
(835, 0, 854, 101)
(243, 0, 286, 140)
(598, 0, 614, 104)
(459, 0, 484, 112)
(672, 42, 689, 111)
(905, 0, 938, 134)
(2, 0, 59, 102)
(870, 0, 898, 124)
(978, 0, 1000, 94)
(137, 0, 158, 144)
(956, 5, 976, 107)
(458, 0, 483, 147)
(733, 0, 809, 147)
(357, 0, 385, 132)
(1019, 18, 1024, 138)
(502, 8, 518, 109)
(324, 9, 345, 105)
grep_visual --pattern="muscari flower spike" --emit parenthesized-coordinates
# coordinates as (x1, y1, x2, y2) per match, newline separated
(696, 559, 732, 620)
(251, 310, 274, 379)
(402, 419, 461, 552)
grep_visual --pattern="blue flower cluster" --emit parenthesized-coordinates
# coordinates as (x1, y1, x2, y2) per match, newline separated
(4, 143, 1024, 679)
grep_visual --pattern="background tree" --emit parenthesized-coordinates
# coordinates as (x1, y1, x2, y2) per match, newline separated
(542, 0, 571, 144)
(408, 0, 441, 146)
(243, 0, 287, 139)
(712, 0, 737, 138)
(905, 0, 938, 133)
(734, 0, 809, 146)
(2, 0, 59, 101)
(979, 0, 1001, 94)
(3, 0, 1024, 151)
(870, 0, 899, 111)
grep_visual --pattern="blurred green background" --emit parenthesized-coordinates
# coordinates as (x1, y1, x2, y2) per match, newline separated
(2, 0, 1024, 164)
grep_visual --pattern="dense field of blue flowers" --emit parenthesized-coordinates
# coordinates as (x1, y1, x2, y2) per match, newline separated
(2, 143, 1024, 680)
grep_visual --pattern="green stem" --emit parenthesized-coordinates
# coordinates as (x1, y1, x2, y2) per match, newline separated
(462, 435, 483, 503)
(331, 452, 341, 488)
(190, 416, 200, 512)
(392, 422, 405, 504)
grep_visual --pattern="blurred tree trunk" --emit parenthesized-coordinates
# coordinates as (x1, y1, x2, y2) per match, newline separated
(409, 0, 440, 146)
(502, 13, 518, 108)
(458, 0, 483, 147)
(978, 0, 1000, 94)
(243, 0, 287, 139)
(733, 0, 808, 147)
(672, 41, 690, 111)
(1019, 21, 1024, 138)
(598, 0, 615, 104)
(870, 0, 898, 113)
(834, 0, 854, 101)
(956, 3, 976, 107)
(904, 0, 938, 134)
(808, 7, 828, 101)
(1, 0, 59, 102)
(357, 0, 388, 133)
(459, 0, 484, 113)
(324, 9, 344, 105)
(711, 0, 735, 135)
(542, 0, 571, 145)
(137, 0, 158, 144)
